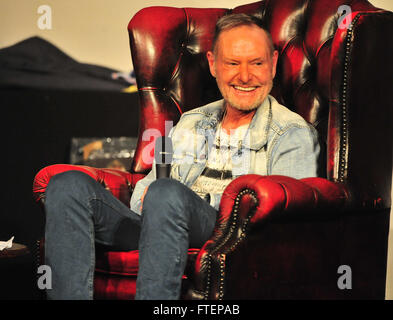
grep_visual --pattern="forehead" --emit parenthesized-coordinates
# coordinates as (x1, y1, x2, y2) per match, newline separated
(216, 25, 270, 58)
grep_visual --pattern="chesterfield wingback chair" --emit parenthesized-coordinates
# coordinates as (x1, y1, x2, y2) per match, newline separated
(33, 0, 393, 299)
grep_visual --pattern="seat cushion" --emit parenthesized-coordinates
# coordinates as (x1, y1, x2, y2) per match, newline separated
(94, 273, 137, 300)
(95, 248, 200, 276)
(94, 249, 200, 299)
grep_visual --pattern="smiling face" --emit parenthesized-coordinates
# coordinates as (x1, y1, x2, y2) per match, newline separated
(207, 25, 278, 112)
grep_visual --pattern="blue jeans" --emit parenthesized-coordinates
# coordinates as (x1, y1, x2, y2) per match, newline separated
(44, 171, 217, 300)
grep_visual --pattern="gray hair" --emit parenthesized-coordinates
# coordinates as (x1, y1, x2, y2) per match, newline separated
(212, 13, 275, 56)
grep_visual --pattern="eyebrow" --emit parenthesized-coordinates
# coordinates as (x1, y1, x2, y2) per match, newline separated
(223, 57, 266, 63)
(250, 57, 265, 62)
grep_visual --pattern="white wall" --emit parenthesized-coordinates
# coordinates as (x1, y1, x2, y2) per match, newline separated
(0, 0, 252, 72)
(0, 0, 392, 72)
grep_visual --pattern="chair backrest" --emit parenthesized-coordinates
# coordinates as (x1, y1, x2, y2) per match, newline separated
(128, 0, 393, 208)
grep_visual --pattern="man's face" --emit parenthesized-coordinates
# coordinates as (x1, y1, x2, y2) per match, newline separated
(207, 25, 278, 112)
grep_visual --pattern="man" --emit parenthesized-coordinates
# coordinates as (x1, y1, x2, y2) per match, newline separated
(44, 13, 319, 300)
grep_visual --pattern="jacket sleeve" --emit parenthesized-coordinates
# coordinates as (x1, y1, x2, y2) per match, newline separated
(268, 124, 320, 179)
(130, 168, 155, 215)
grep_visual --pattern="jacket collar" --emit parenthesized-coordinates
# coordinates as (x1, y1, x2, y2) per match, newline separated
(244, 96, 272, 150)
(193, 96, 272, 150)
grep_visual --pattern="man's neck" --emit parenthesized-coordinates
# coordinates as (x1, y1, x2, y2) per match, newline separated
(221, 103, 256, 131)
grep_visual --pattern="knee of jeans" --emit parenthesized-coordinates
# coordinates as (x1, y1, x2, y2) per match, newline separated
(145, 178, 184, 203)
(46, 170, 95, 204)
(143, 178, 186, 217)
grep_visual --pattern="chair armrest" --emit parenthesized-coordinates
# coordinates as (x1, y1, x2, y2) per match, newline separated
(33, 164, 145, 207)
(188, 174, 351, 299)
(220, 175, 351, 225)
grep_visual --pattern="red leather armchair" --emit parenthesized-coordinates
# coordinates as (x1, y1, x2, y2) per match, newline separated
(33, 0, 393, 299)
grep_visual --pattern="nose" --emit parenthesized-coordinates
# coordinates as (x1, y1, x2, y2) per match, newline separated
(239, 63, 251, 84)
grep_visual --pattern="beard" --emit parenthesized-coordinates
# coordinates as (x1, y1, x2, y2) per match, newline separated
(225, 95, 263, 112)
(217, 79, 273, 113)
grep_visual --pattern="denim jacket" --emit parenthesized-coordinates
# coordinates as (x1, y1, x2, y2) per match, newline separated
(130, 95, 320, 214)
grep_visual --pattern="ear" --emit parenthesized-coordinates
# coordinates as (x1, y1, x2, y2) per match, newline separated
(271, 50, 278, 79)
(206, 51, 216, 78)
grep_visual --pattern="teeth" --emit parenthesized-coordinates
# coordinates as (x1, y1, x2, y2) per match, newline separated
(234, 86, 256, 92)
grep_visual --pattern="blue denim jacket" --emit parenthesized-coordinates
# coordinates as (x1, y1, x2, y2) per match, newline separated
(130, 95, 320, 214)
